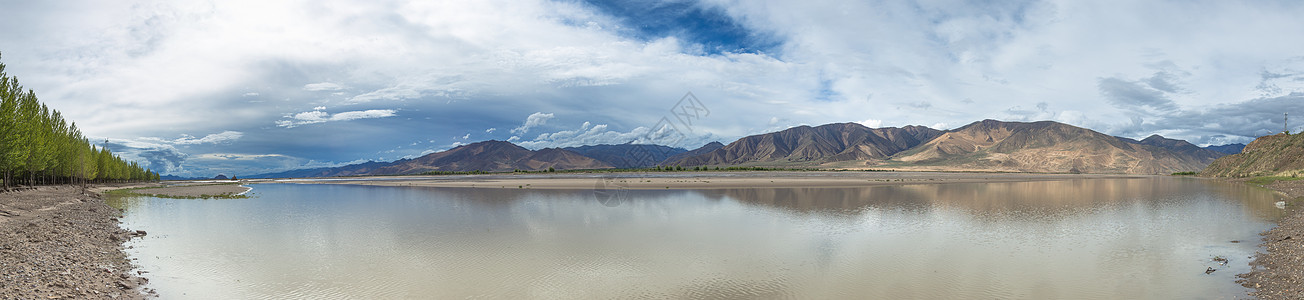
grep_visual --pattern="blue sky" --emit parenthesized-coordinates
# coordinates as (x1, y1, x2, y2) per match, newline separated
(1, 0, 1303, 177)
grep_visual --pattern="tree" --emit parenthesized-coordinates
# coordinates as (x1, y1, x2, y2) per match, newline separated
(0, 52, 152, 189)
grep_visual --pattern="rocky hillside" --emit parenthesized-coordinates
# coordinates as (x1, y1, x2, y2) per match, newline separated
(665, 123, 942, 166)
(886, 120, 1220, 174)
(1200, 133, 1304, 177)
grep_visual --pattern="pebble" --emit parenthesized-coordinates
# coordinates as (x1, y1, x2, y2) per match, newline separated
(0, 186, 148, 299)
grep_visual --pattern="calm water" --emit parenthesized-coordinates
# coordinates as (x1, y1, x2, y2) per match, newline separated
(109, 177, 1287, 299)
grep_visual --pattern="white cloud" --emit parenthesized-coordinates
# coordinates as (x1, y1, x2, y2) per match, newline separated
(173, 131, 244, 145)
(515, 121, 716, 149)
(195, 153, 292, 160)
(276, 109, 398, 128)
(858, 119, 882, 128)
(8, 0, 1304, 176)
(485, 128, 496, 133)
(511, 112, 555, 134)
(462, 133, 470, 139)
(303, 82, 345, 91)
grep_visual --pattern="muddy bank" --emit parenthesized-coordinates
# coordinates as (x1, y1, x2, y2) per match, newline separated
(122, 183, 250, 198)
(1236, 179, 1304, 299)
(0, 186, 149, 299)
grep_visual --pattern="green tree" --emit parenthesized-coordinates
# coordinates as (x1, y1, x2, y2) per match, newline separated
(0, 52, 152, 189)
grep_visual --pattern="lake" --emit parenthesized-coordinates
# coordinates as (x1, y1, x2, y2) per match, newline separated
(109, 177, 1285, 299)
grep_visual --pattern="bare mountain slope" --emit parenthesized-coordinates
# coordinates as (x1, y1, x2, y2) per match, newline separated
(666, 123, 942, 166)
(1201, 133, 1304, 177)
(888, 120, 1218, 174)
(661, 141, 725, 166)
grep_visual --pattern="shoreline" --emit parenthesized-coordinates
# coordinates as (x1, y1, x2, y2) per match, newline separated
(1233, 178, 1304, 299)
(115, 183, 251, 198)
(0, 185, 149, 299)
(294, 171, 1148, 189)
(5, 173, 1290, 299)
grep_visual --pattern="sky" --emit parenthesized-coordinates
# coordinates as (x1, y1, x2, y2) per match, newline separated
(1, 0, 1302, 177)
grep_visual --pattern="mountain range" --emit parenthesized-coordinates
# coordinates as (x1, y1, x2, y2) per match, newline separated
(883, 120, 1224, 173)
(236, 119, 1234, 179)
(663, 123, 942, 166)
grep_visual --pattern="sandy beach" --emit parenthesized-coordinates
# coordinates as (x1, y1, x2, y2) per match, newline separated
(306, 171, 1145, 189)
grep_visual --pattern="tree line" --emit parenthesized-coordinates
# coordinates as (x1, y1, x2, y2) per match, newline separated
(0, 52, 158, 190)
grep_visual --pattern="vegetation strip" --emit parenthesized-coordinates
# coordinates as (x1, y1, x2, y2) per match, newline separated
(0, 54, 159, 189)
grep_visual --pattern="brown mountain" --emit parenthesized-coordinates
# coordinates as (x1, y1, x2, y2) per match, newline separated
(660, 141, 725, 166)
(1132, 134, 1226, 162)
(367, 140, 613, 174)
(887, 120, 1219, 174)
(563, 144, 688, 168)
(665, 123, 943, 166)
(1200, 133, 1304, 177)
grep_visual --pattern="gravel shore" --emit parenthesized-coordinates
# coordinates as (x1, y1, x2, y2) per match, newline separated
(0, 186, 149, 299)
(1237, 179, 1304, 299)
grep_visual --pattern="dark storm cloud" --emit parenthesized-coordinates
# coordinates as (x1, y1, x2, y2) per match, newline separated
(1112, 93, 1303, 145)
(104, 140, 187, 174)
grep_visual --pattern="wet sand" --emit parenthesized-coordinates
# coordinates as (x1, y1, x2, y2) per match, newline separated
(310, 171, 1145, 189)
(0, 186, 149, 299)
(1236, 178, 1304, 299)
(123, 183, 251, 198)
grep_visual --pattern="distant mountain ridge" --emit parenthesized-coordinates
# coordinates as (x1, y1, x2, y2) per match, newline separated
(1204, 143, 1247, 155)
(664, 123, 942, 166)
(562, 144, 687, 168)
(245, 119, 1227, 178)
(661, 142, 725, 165)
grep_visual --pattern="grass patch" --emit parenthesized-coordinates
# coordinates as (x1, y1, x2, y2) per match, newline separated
(1171, 171, 1198, 176)
(1246, 176, 1304, 186)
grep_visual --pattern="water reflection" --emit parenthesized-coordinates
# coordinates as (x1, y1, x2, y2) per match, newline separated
(114, 178, 1285, 299)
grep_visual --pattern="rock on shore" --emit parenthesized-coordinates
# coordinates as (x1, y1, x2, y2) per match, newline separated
(1238, 179, 1304, 299)
(0, 186, 148, 299)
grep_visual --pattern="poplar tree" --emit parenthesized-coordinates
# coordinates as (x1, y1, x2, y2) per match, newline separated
(0, 51, 154, 189)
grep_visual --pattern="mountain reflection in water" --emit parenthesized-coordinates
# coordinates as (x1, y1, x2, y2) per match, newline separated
(112, 177, 1283, 299)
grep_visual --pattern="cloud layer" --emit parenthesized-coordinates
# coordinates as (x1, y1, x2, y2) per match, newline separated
(3, 0, 1303, 176)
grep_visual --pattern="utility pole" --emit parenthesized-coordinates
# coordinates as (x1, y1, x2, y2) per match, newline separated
(1287, 113, 1291, 135)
